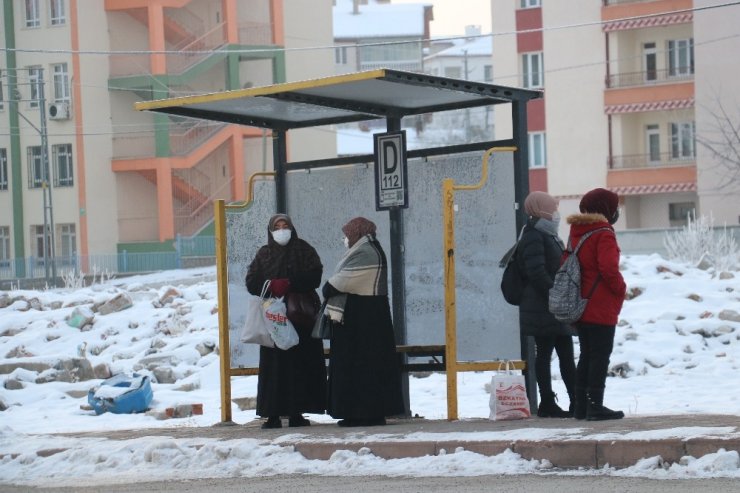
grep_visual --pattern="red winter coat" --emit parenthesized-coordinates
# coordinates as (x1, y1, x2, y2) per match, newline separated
(564, 213, 626, 326)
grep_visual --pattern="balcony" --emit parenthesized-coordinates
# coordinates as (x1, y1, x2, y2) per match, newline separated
(602, 0, 693, 29)
(606, 67, 693, 89)
(606, 152, 696, 194)
(608, 152, 694, 169)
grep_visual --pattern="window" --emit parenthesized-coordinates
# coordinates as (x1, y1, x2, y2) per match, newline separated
(670, 122, 695, 160)
(528, 132, 546, 168)
(669, 202, 695, 227)
(0, 71, 4, 110)
(522, 52, 543, 89)
(668, 39, 694, 77)
(27, 66, 42, 108)
(646, 124, 661, 164)
(643, 42, 657, 82)
(27, 146, 44, 188)
(58, 223, 76, 258)
(49, 0, 66, 25)
(0, 226, 10, 266)
(32, 225, 51, 259)
(444, 66, 462, 79)
(519, 0, 541, 8)
(335, 46, 347, 65)
(51, 63, 69, 102)
(483, 65, 493, 82)
(0, 149, 7, 191)
(52, 144, 73, 186)
(25, 0, 40, 28)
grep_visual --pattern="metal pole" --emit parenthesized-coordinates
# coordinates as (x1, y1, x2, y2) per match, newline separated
(272, 130, 287, 213)
(386, 116, 410, 418)
(38, 70, 56, 283)
(512, 99, 537, 414)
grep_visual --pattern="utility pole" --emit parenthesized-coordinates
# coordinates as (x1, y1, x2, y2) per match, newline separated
(38, 70, 57, 283)
(16, 69, 56, 283)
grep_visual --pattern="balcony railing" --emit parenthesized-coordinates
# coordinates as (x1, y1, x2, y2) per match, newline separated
(606, 67, 694, 89)
(170, 119, 226, 156)
(608, 152, 695, 169)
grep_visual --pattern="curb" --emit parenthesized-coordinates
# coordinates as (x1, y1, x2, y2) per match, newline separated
(285, 437, 740, 469)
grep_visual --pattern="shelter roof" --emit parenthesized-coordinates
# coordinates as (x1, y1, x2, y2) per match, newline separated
(135, 69, 541, 131)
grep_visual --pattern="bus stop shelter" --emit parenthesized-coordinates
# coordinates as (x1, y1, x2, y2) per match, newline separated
(136, 69, 542, 421)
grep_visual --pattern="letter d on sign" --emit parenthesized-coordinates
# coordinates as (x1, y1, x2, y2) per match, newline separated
(383, 140, 397, 174)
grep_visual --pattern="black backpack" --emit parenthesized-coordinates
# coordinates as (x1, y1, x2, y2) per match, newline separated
(499, 227, 526, 305)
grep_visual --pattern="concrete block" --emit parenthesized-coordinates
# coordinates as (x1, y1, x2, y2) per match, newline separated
(435, 440, 513, 457)
(293, 442, 364, 460)
(597, 439, 685, 468)
(685, 437, 740, 458)
(514, 440, 598, 468)
(365, 442, 436, 459)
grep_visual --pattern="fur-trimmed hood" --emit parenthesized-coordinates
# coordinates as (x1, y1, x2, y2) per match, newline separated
(566, 212, 608, 226)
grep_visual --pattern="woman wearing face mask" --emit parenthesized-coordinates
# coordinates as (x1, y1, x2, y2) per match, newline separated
(245, 214, 327, 429)
(322, 217, 405, 427)
(518, 191, 577, 418)
(566, 188, 626, 421)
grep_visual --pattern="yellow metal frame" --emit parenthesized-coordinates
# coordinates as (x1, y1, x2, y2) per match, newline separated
(216, 172, 275, 423)
(442, 146, 526, 421)
(134, 69, 390, 112)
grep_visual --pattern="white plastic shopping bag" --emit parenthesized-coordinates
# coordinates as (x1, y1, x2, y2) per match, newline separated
(263, 296, 300, 350)
(239, 281, 275, 347)
(489, 362, 531, 421)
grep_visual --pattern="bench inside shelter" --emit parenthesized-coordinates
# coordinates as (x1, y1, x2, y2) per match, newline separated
(323, 344, 447, 372)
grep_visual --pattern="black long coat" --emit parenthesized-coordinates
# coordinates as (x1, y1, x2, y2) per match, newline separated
(245, 225, 327, 418)
(517, 217, 572, 338)
(326, 294, 406, 420)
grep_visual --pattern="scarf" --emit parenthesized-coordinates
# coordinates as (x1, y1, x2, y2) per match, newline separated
(534, 218, 565, 249)
(326, 234, 387, 323)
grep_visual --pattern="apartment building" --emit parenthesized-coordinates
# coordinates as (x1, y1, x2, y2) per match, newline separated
(333, 0, 432, 74)
(491, 0, 740, 230)
(0, 0, 333, 277)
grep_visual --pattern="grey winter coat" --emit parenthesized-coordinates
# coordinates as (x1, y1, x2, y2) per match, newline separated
(517, 217, 574, 337)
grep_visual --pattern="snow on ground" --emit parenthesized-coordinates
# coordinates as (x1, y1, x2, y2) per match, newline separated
(0, 254, 739, 485)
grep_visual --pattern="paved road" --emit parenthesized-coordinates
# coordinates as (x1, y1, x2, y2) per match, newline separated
(2, 474, 738, 493)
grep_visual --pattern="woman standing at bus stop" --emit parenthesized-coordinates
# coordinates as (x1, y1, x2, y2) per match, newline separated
(322, 217, 405, 427)
(245, 214, 327, 429)
(518, 191, 577, 418)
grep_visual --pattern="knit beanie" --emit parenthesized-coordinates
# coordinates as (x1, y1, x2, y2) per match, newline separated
(342, 217, 377, 247)
(579, 188, 619, 219)
(523, 191, 558, 219)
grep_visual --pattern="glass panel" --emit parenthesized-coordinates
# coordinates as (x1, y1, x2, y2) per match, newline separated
(227, 152, 522, 367)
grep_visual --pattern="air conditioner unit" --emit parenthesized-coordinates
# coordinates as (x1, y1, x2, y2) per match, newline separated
(48, 102, 70, 120)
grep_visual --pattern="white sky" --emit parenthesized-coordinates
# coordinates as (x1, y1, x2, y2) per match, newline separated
(1, 254, 740, 486)
(393, 0, 492, 36)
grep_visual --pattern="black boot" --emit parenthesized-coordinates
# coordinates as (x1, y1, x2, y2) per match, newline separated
(536, 392, 572, 418)
(574, 387, 587, 420)
(586, 388, 624, 421)
(261, 416, 282, 429)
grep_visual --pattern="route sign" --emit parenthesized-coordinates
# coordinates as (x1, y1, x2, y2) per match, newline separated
(374, 130, 408, 210)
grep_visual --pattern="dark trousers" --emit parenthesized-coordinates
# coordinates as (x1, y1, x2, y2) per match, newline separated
(575, 323, 616, 391)
(534, 335, 576, 398)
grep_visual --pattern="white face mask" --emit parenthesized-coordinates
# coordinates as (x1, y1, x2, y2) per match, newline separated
(271, 229, 291, 246)
(550, 211, 561, 224)
(343, 236, 350, 249)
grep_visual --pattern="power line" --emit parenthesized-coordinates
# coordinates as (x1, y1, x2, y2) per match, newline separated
(0, 1, 738, 56)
